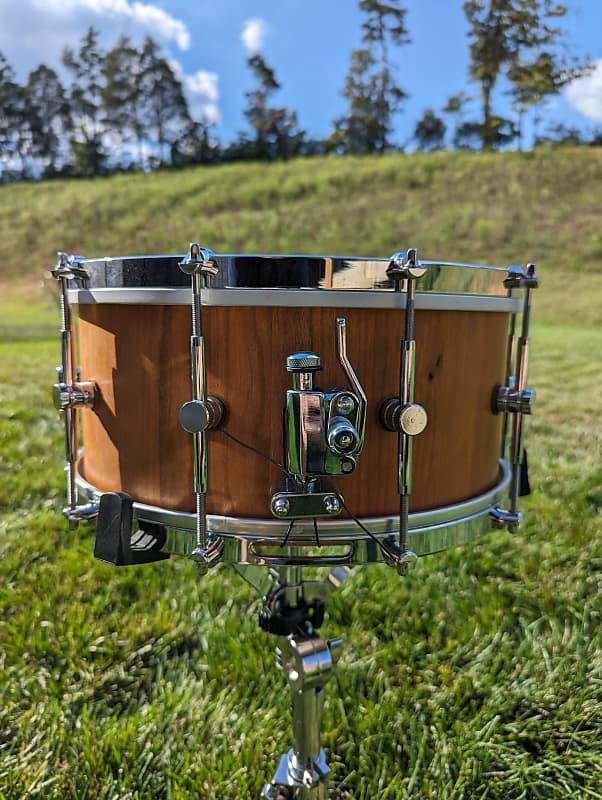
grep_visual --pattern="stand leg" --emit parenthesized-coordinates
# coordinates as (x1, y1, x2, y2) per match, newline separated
(262, 633, 343, 800)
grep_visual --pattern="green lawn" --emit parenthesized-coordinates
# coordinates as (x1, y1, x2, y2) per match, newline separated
(0, 151, 600, 799)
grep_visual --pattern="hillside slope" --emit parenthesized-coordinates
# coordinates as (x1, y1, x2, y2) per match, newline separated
(0, 147, 600, 333)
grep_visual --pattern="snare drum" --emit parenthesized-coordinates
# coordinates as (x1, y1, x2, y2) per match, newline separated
(68, 254, 520, 564)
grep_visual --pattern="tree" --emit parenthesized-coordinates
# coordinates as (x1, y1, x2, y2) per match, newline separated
(414, 109, 446, 151)
(463, 0, 590, 151)
(171, 118, 221, 166)
(26, 65, 71, 175)
(506, 2, 589, 148)
(0, 53, 34, 178)
(242, 53, 304, 160)
(63, 27, 106, 175)
(102, 36, 146, 167)
(136, 37, 190, 167)
(336, 0, 410, 153)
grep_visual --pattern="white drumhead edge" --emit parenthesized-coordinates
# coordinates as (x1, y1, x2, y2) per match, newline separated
(68, 287, 522, 313)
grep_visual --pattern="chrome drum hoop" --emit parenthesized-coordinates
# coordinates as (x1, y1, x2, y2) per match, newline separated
(66, 253, 522, 303)
(76, 460, 511, 567)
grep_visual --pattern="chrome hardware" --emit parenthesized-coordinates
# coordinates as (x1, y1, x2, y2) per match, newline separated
(284, 318, 367, 486)
(379, 397, 428, 435)
(178, 241, 224, 569)
(277, 319, 366, 520)
(383, 543, 419, 576)
(273, 497, 292, 517)
(52, 381, 97, 411)
(490, 506, 522, 530)
(493, 262, 538, 533)
(261, 565, 350, 800)
(495, 385, 535, 415)
(382, 248, 428, 572)
(271, 481, 343, 520)
(51, 251, 98, 527)
(179, 396, 225, 433)
(76, 454, 513, 563)
(263, 634, 340, 799)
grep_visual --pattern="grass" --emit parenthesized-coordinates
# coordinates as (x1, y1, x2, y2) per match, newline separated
(0, 150, 601, 798)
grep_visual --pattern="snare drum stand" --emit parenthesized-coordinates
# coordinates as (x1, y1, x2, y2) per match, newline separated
(242, 564, 348, 800)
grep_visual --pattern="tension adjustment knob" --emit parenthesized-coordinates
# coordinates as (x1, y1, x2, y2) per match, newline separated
(286, 352, 322, 372)
(179, 397, 225, 433)
(379, 398, 428, 435)
(399, 403, 428, 435)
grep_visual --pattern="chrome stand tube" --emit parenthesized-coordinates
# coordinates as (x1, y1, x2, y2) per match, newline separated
(259, 565, 350, 799)
(262, 634, 342, 800)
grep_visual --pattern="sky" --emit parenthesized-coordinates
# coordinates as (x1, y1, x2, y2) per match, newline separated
(0, 0, 601, 147)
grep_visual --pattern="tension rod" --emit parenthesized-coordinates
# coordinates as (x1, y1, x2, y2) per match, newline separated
(179, 242, 225, 573)
(382, 248, 428, 575)
(492, 263, 537, 532)
(51, 251, 98, 527)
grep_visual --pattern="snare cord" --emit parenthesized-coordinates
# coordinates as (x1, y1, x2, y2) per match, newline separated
(337, 495, 402, 563)
(220, 429, 295, 480)
(280, 518, 295, 548)
(219, 428, 398, 559)
(313, 517, 320, 547)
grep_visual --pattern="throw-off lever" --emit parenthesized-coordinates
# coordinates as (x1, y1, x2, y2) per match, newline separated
(272, 318, 367, 519)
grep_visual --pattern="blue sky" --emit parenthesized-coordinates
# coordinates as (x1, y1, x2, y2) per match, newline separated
(1, 0, 601, 146)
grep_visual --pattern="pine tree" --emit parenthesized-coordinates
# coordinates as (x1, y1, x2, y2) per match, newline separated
(136, 37, 190, 167)
(0, 53, 33, 178)
(506, 3, 589, 149)
(26, 65, 71, 175)
(414, 109, 446, 152)
(243, 53, 303, 160)
(336, 0, 410, 153)
(102, 37, 147, 168)
(463, 0, 589, 151)
(62, 27, 106, 175)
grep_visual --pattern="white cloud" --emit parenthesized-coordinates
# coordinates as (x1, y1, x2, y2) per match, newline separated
(186, 71, 219, 104)
(170, 59, 221, 126)
(240, 18, 268, 55)
(185, 70, 220, 126)
(565, 59, 602, 123)
(30, 0, 190, 50)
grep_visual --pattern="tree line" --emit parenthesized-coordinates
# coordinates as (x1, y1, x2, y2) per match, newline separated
(0, 0, 596, 182)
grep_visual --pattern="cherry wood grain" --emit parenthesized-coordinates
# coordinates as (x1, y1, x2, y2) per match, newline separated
(78, 303, 508, 518)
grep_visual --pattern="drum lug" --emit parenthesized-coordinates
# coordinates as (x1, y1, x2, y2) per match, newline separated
(494, 385, 535, 415)
(384, 247, 428, 571)
(495, 263, 538, 532)
(180, 396, 226, 433)
(53, 380, 97, 411)
(178, 242, 224, 569)
(50, 251, 98, 527)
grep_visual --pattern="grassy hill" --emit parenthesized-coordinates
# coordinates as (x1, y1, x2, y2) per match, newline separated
(0, 150, 600, 798)
(0, 147, 600, 337)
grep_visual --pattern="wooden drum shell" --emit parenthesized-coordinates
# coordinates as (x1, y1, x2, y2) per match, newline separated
(78, 303, 507, 519)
